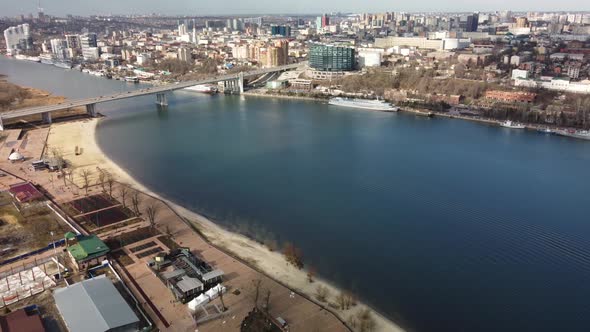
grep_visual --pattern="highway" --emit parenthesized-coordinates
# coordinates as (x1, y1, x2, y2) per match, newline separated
(1, 62, 306, 120)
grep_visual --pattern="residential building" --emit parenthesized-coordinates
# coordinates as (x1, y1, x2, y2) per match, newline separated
(178, 47, 191, 62)
(3, 24, 32, 54)
(0, 308, 45, 332)
(466, 13, 479, 32)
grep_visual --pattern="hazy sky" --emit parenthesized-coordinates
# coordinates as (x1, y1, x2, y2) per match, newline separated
(1, 0, 587, 17)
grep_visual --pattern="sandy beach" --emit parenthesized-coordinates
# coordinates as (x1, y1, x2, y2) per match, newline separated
(45, 117, 406, 332)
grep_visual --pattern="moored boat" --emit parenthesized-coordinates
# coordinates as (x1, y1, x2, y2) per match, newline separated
(500, 120, 525, 129)
(556, 129, 590, 141)
(328, 97, 398, 111)
(183, 84, 218, 94)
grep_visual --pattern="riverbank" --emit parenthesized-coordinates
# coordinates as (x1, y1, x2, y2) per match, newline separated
(46, 117, 406, 332)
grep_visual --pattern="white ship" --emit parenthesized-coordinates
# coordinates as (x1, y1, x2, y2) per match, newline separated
(39, 54, 54, 65)
(328, 97, 398, 111)
(500, 120, 525, 129)
(124, 76, 140, 83)
(14, 54, 40, 62)
(183, 84, 219, 94)
(53, 60, 72, 69)
(556, 129, 590, 141)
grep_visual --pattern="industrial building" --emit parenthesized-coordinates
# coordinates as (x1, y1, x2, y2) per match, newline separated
(53, 276, 139, 332)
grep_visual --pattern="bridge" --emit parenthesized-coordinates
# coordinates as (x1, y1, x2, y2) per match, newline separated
(0, 62, 306, 130)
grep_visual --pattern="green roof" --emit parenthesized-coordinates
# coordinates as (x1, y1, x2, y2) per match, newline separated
(68, 235, 110, 262)
(64, 232, 77, 240)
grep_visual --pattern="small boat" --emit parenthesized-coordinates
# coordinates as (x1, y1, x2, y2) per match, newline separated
(537, 127, 554, 134)
(556, 129, 590, 141)
(125, 76, 140, 83)
(500, 120, 525, 129)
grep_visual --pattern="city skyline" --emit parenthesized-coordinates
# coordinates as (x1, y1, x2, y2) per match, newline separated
(2, 0, 590, 17)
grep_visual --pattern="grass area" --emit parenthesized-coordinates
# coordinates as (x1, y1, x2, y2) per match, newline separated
(96, 217, 143, 235)
(104, 227, 158, 250)
(157, 235, 180, 251)
(0, 193, 67, 261)
(111, 251, 135, 266)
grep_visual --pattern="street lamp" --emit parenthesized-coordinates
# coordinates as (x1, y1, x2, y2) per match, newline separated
(50, 231, 62, 281)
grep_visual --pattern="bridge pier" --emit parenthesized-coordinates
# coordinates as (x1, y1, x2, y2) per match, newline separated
(156, 93, 168, 106)
(86, 103, 97, 117)
(0, 117, 3, 131)
(238, 72, 244, 94)
(41, 112, 52, 124)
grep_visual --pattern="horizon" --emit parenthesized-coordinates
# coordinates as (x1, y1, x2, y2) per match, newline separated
(1, 0, 590, 18)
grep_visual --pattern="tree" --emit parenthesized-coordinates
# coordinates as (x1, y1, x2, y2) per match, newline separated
(263, 289, 271, 312)
(315, 285, 329, 302)
(118, 184, 129, 209)
(356, 308, 376, 332)
(80, 169, 92, 195)
(131, 190, 141, 216)
(51, 148, 67, 187)
(106, 174, 115, 198)
(218, 287, 226, 312)
(251, 279, 262, 309)
(307, 266, 316, 283)
(97, 171, 106, 193)
(336, 291, 354, 310)
(283, 242, 304, 269)
(146, 204, 159, 233)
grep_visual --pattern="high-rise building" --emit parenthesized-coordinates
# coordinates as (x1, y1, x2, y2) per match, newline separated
(466, 13, 479, 32)
(271, 25, 291, 37)
(178, 47, 191, 62)
(65, 34, 81, 49)
(178, 23, 187, 35)
(265, 40, 289, 67)
(322, 14, 330, 27)
(516, 17, 529, 28)
(50, 38, 68, 59)
(80, 33, 98, 60)
(3, 23, 32, 54)
(309, 43, 355, 72)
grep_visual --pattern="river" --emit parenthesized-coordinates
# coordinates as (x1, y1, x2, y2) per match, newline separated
(3, 56, 590, 332)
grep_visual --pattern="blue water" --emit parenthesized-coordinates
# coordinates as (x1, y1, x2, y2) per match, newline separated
(3, 56, 590, 332)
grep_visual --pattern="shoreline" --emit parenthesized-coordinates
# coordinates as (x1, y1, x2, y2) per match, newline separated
(46, 117, 405, 332)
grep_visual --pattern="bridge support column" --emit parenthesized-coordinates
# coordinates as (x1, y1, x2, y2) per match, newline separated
(238, 72, 244, 94)
(0, 117, 3, 131)
(86, 103, 97, 117)
(41, 112, 52, 124)
(156, 93, 168, 106)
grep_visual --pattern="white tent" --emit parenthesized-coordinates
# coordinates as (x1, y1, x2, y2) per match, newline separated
(8, 151, 24, 161)
(205, 284, 226, 299)
(188, 293, 209, 311)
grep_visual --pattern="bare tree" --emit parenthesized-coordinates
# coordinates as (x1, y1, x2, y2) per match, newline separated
(218, 287, 226, 312)
(118, 184, 129, 208)
(356, 308, 376, 332)
(263, 289, 271, 312)
(131, 190, 141, 216)
(103, 173, 114, 198)
(97, 170, 106, 193)
(164, 224, 173, 237)
(251, 279, 262, 309)
(146, 204, 159, 233)
(336, 291, 354, 310)
(80, 169, 92, 195)
(315, 285, 329, 302)
(51, 148, 67, 187)
(307, 266, 316, 283)
(283, 242, 304, 269)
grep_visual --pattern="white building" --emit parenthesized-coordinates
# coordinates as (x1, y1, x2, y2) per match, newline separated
(514, 77, 590, 94)
(511, 69, 529, 80)
(178, 47, 191, 62)
(357, 48, 383, 67)
(3, 23, 32, 54)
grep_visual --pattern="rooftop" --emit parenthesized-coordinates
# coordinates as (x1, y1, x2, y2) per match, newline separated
(53, 275, 139, 332)
(67, 235, 110, 262)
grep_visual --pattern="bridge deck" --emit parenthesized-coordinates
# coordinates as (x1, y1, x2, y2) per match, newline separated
(1, 62, 306, 120)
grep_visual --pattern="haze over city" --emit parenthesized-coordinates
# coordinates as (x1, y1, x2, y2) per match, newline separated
(1, 0, 590, 17)
(2, 2, 590, 332)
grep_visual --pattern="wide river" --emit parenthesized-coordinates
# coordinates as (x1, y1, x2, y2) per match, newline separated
(3, 56, 590, 332)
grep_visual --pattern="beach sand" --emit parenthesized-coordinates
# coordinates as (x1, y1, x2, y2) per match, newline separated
(46, 117, 406, 332)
